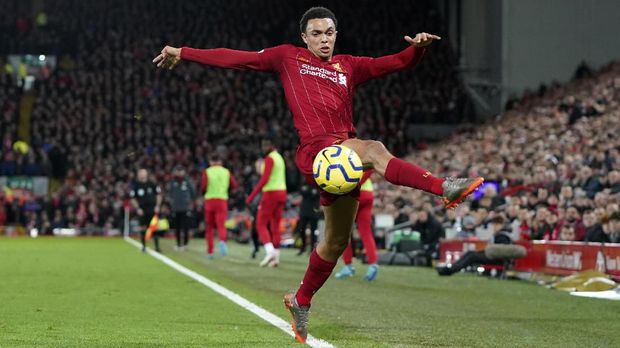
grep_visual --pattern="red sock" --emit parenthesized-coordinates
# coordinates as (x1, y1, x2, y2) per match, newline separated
(384, 158, 444, 196)
(342, 242, 353, 265)
(296, 250, 336, 307)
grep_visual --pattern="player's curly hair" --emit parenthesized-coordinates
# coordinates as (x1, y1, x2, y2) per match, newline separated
(299, 7, 337, 33)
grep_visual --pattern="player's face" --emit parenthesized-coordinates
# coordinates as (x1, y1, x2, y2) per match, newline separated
(302, 18, 337, 60)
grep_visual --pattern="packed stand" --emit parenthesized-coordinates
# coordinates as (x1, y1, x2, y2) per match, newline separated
(0, 70, 22, 175)
(3, 0, 466, 232)
(373, 61, 620, 245)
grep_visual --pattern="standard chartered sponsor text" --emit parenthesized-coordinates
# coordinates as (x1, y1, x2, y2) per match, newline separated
(300, 63, 338, 83)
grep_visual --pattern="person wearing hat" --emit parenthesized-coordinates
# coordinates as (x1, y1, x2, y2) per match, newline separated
(167, 165, 197, 251)
(437, 214, 512, 276)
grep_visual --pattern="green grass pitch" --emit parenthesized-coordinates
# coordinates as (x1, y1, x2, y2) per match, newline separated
(1, 237, 619, 347)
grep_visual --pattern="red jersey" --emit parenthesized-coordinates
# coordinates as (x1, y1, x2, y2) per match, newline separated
(181, 44, 425, 144)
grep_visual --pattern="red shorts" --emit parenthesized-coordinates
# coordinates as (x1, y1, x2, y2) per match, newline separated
(296, 132, 363, 206)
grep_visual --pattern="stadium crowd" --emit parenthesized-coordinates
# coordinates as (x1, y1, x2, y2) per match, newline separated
(1, 72, 20, 174)
(374, 60, 620, 245)
(1, 0, 619, 246)
(1, 0, 465, 233)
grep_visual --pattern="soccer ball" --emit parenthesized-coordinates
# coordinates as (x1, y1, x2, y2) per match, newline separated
(312, 145, 364, 195)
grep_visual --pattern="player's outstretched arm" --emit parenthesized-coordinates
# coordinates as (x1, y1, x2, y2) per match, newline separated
(352, 32, 441, 86)
(153, 45, 284, 72)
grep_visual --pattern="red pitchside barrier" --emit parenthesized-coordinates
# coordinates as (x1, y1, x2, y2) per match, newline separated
(439, 240, 620, 281)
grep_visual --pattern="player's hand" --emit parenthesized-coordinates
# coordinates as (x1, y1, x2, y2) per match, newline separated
(152, 46, 182, 70)
(137, 208, 144, 216)
(404, 33, 441, 47)
(154, 206, 160, 214)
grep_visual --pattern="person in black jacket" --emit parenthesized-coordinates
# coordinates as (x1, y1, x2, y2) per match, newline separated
(583, 209, 609, 243)
(410, 209, 445, 265)
(295, 181, 321, 256)
(437, 215, 512, 276)
(167, 165, 196, 251)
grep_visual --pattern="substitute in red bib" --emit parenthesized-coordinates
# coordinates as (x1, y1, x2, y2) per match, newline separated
(246, 138, 288, 267)
(200, 153, 238, 259)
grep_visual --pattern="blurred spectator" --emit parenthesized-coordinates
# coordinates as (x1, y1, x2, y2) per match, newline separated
(604, 213, 620, 243)
(455, 215, 476, 239)
(583, 209, 608, 243)
(558, 223, 576, 242)
(408, 209, 445, 264)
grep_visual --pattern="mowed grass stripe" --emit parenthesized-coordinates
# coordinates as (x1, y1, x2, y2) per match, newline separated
(156, 238, 620, 348)
(124, 236, 334, 348)
(0, 238, 292, 347)
(4, 237, 620, 348)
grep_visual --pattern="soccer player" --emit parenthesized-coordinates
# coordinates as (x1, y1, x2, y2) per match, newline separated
(130, 168, 162, 252)
(245, 139, 287, 267)
(335, 173, 379, 281)
(153, 6, 483, 343)
(200, 154, 238, 259)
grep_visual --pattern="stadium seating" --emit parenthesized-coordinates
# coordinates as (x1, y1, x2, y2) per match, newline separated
(0, 0, 618, 245)
(1, 0, 466, 232)
(374, 60, 620, 244)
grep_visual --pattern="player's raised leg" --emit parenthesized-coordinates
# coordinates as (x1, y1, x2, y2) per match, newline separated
(342, 139, 483, 208)
(285, 195, 358, 344)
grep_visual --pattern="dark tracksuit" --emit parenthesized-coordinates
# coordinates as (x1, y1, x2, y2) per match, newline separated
(167, 177, 196, 247)
(295, 183, 321, 253)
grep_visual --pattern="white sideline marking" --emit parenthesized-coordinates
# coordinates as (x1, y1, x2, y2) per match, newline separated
(124, 237, 334, 348)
